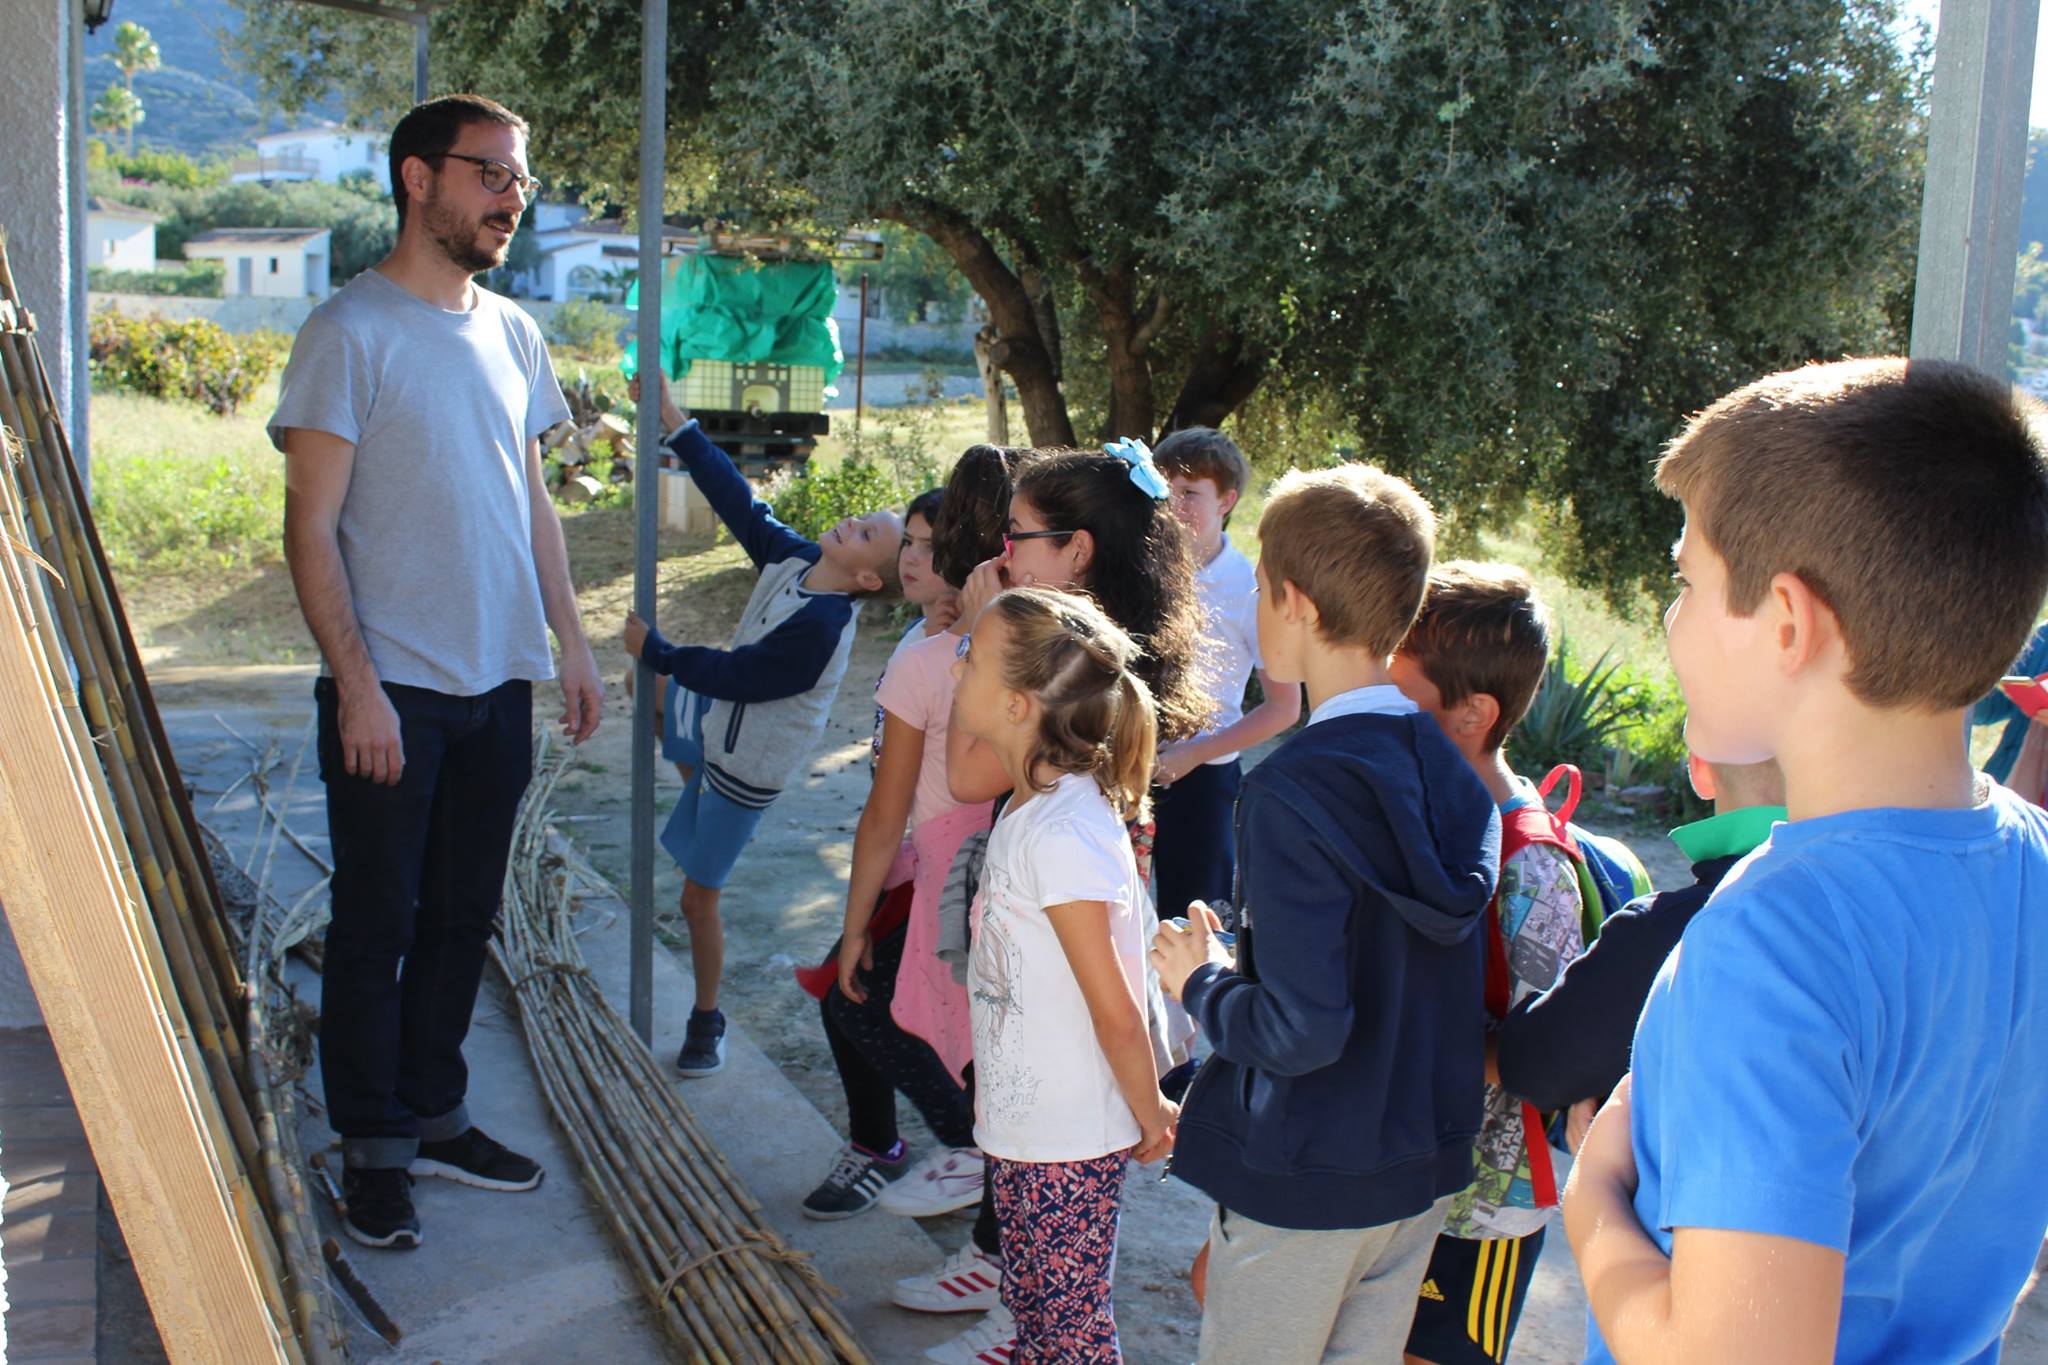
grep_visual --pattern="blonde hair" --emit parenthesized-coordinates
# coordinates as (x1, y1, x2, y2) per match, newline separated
(1258, 463, 1436, 654)
(987, 587, 1158, 821)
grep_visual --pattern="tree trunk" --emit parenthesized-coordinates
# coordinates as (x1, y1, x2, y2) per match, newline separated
(1092, 267, 1157, 441)
(883, 199, 1075, 448)
(973, 325, 1010, 445)
(1164, 329, 1267, 433)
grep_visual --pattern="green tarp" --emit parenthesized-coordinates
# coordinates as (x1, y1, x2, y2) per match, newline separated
(622, 254, 844, 387)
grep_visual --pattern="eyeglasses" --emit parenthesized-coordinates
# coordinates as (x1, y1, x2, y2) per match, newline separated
(1003, 528, 1073, 557)
(429, 152, 543, 198)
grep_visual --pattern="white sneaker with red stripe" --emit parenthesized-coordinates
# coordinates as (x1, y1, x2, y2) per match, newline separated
(875, 1145, 986, 1217)
(892, 1242, 1003, 1312)
(920, 1304, 1016, 1364)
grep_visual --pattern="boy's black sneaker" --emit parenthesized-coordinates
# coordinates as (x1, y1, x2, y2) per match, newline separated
(342, 1167, 421, 1250)
(410, 1127, 545, 1192)
(675, 1008, 728, 1078)
(802, 1141, 911, 1220)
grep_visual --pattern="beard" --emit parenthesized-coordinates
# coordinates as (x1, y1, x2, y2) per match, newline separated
(419, 190, 516, 274)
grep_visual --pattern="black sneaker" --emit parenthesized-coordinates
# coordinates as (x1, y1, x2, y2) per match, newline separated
(675, 1009, 728, 1078)
(410, 1127, 545, 1192)
(802, 1141, 911, 1221)
(342, 1168, 421, 1250)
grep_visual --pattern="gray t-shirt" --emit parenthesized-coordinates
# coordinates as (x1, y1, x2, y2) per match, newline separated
(268, 270, 572, 696)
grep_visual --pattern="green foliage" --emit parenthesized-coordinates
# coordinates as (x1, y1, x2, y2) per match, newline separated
(229, 0, 1927, 607)
(88, 312, 279, 416)
(106, 179, 397, 285)
(88, 261, 224, 298)
(767, 459, 902, 542)
(1516, 638, 1700, 819)
(94, 449, 281, 575)
(860, 224, 976, 325)
(545, 300, 626, 359)
(92, 86, 146, 146)
(88, 140, 228, 189)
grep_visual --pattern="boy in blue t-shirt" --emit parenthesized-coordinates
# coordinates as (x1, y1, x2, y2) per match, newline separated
(1563, 358, 2048, 1363)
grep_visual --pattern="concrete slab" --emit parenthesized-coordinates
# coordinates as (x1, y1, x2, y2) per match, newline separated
(153, 667, 954, 1363)
(0, 1028, 102, 1365)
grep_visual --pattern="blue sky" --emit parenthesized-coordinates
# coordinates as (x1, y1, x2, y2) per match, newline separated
(1899, 0, 2048, 128)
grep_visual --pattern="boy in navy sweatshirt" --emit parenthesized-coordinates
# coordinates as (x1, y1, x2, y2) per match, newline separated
(624, 373, 900, 1076)
(1152, 464, 1500, 1364)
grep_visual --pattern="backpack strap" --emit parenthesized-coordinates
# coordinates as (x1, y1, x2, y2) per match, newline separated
(1536, 763, 1584, 825)
(1487, 803, 1578, 1210)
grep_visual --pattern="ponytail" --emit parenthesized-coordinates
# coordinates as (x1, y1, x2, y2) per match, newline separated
(987, 587, 1157, 820)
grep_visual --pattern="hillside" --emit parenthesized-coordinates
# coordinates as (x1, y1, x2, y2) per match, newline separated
(83, 0, 336, 156)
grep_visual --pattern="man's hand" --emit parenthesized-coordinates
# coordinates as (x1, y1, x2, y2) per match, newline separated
(1150, 901, 1235, 1002)
(624, 611, 650, 660)
(627, 373, 688, 436)
(1133, 1094, 1180, 1164)
(925, 590, 963, 637)
(557, 639, 605, 744)
(338, 680, 405, 785)
(1154, 740, 1202, 788)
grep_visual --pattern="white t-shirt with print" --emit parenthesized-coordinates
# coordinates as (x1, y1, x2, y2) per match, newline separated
(969, 772, 1149, 1162)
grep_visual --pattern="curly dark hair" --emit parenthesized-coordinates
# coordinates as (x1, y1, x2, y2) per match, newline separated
(931, 444, 1028, 588)
(1013, 449, 1212, 743)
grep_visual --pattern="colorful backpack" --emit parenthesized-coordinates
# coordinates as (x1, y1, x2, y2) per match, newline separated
(1485, 763, 1653, 1205)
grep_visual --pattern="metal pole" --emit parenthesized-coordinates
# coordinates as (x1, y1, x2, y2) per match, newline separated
(855, 272, 868, 435)
(629, 0, 667, 1046)
(1909, 0, 2040, 376)
(413, 15, 428, 103)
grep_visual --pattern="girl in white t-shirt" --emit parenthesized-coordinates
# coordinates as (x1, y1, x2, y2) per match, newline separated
(950, 586, 1180, 1362)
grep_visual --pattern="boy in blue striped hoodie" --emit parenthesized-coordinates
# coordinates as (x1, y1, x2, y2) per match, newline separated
(624, 373, 900, 1076)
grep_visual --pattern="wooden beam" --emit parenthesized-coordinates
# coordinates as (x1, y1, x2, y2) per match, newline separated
(1910, 0, 2041, 374)
(0, 543, 286, 1361)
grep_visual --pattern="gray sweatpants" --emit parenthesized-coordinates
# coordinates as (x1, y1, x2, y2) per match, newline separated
(1197, 1193, 1455, 1363)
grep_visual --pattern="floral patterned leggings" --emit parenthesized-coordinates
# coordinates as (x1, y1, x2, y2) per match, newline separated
(990, 1151, 1131, 1363)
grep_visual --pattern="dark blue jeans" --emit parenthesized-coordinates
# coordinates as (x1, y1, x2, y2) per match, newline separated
(315, 676, 532, 1169)
(1151, 757, 1243, 924)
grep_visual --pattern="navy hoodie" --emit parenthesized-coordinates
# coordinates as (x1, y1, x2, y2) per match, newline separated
(1171, 711, 1501, 1231)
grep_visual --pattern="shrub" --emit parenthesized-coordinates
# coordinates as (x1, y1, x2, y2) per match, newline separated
(546, 300, 625, 358)
(1517, 640, 1647, 775)
(88, 261, 224, 298)
(768, 458, 902, 542)
(94, 449, 282, 575)
(88, 311, 278, 416)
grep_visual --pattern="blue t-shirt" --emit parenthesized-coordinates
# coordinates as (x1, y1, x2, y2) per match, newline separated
(1588, 783, 2048, 1365)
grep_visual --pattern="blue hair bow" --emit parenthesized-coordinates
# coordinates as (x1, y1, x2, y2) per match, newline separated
(1104, 437, 1170, 502)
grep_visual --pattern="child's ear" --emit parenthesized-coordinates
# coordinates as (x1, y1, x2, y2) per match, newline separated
(1066, 528, 1096, 578)
(1687, 753, 1717, 803)
(1461, 692, 1502, 746)
(1217, 488, 1241, 521)
(1279, 579, 1320, 632)
(1769, 570, 1836, 678)
(856, 568, 885, 594)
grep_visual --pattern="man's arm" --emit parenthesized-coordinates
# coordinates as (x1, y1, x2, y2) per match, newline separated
(1564, 1079, 1844, 1364)
(281, 427, 403, 784)
(525, 436, 602, 743)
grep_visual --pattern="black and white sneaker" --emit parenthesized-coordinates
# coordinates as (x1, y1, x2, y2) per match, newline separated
(675, 1008, 728, 1078)
(410, 1127, 545, 1192)
(342, 1167, 421, 1250)
(802, 1141, 911, 1221)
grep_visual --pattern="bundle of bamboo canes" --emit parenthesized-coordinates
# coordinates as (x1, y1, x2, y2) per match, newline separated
(0, 232, 342, 1362)
(494, 745, 872, 1365)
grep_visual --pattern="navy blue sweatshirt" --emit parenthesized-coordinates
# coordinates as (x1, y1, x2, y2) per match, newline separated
(1170, 712, 1501, 1232)
(1495, 805, 1782, 1111)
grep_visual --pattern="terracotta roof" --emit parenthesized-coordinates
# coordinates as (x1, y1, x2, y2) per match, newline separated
(184, 228, 329, 248)
(86, 196, 160, 223)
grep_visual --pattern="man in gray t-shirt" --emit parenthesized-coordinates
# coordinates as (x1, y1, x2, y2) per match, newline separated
(269, 94, 602, 1252)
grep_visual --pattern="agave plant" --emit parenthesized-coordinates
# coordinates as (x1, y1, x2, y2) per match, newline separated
(1516, 639, 1648, 775)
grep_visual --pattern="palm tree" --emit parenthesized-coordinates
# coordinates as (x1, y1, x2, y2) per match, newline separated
(91, 86, 145, 154)
(110, 21, 160, 154)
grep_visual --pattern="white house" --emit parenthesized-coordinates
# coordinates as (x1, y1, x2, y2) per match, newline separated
(530, 217, 695, 301)
(85, 196, 158, 272)
(230, 126, 389, 189)
(182, 228, 333, 300)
